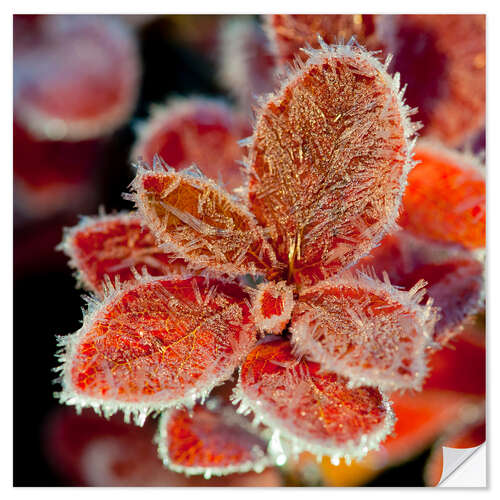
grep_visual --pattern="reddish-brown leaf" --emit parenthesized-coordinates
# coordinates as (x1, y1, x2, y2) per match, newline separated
(266, 15, 382, 65)
(156, 401, 271, 477)
(132, 167, 280, 279)
(131, 98, 250, 191)
(247, 41, 418, 283)
(290, 272, 438, 391)
(400, 141, 485, 250)
(355, 230, 484, 345)
(59, 212, 188, 296)
(56, 276, 257, 423)
(233, 338, 394, 461)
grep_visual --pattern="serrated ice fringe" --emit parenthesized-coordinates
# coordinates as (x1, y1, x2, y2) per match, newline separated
(155, 403, 273, 478)
(290, 269, 439, 392)
(131, 96, 240, 165)
(57, 209, 179, 294)
(245, 38, 420, 273)
(230, 375, 396, 463)
(53, 274, 251, 425)
(250, 281, 295, 335)
(130, 165, 280, 278)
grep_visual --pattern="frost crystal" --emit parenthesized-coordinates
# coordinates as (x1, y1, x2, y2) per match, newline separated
(247, 40, 419, 284)
(131, 97, 249, 191)
(232, 338, 395, 461)
(156, 399, 272, 477)
(250, 281, 295, 335)
(290, 270, 438, 391)
(131, 166, 280, 279)
(55, 276, 257, 422)
(58, 211, 187, 296)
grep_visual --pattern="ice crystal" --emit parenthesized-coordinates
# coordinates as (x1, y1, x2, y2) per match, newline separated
(290, 270, 438, 391)
(55, 37, 485, 475)
(58, 211, 187, 296)
(131, 97, 249, 191)
(232, 338, 395, 461)
(266, 15, 382, 66)
(247, 40, 419, 283)
(55, 276, 257, 423)
(131, 165, 280, 279)
(156, 399, 272, 477)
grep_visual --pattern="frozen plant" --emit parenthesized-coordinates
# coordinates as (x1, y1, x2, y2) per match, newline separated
(54, 39, 484, 479)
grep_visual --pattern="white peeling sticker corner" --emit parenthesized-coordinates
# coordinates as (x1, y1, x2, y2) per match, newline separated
(439, 443, 486, 487)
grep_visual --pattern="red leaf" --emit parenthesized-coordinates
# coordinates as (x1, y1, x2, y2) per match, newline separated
(131, 98, 250, 191)
(156, 400, 271, 477)
(266, 15, 381, 65)
(45, 408, 282, 486)
(233, 338, 394, 461)
(290, 271, 438, 391)
(251, 281, 295, 335)
(247, 41, 418, 283)
(59, 212, 188, 296)
(131, 167, 280, 279)
(379, 15, 485, 146)
(355, 231, 484, 344)
(400, 141, 485, 250)
(56, 276, 257, 424)
(14, 15, 140, 141)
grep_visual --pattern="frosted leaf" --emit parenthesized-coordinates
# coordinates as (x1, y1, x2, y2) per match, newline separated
(355, 230, 484, 345)
(247, 41, 419, 284)
(14, 15, 140, 142)
(250, 281, 295, 335)
(156, 399, 272, 477)
(290, 271, 439, 391)
(400, 140, 485, 250)
(131, 167, 280, 279)
(55, 276, 257, 423)
(58, 211, 188, 296)
(378, 15, 485, 146)
(131, 97, 250, 191)
(265, 14, 382, 65)
(232, 338, 395, 462)
(217, 18, 277, 117)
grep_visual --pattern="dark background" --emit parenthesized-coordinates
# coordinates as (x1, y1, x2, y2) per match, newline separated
(13, 15, 429, 486)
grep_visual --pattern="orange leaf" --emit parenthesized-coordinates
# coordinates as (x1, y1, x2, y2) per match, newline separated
(156, 400, 271, 477)
(59, 212, 188, 296)
(131, 166, 280, 279)
(233, 338, 394, 461)
(56, 276, 257, 424)
(400, 141, 485, 250)
(290, 271, 438, 391)
(247, 41, 419, 283)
